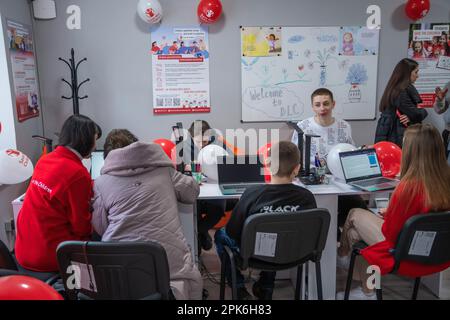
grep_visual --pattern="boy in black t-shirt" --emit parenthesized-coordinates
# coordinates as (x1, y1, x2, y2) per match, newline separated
(214, 141, 317, 300)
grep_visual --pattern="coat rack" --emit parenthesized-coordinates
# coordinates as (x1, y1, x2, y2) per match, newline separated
(59, 48, 90, 115)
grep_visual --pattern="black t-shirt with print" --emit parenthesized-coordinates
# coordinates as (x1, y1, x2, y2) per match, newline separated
(225, 184, 317, 244)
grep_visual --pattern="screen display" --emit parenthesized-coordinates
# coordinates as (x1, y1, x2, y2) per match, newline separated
(340, 149, 381, 181)
(217, 155, 265, 184)
(90, 151, 105, 180)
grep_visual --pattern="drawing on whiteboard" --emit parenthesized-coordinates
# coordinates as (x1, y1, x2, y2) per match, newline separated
(307, 47, 339, 85)
(241, 26, 380, 122)
(288, 35, 304, 44)
(241, 57, 260, 71)
(346, 64, 368, 103)
(242, 86, 305, 120)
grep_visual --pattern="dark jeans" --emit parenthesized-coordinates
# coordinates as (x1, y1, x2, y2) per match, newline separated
(197, 199, 226, 235)
(214, 228, 276, 290)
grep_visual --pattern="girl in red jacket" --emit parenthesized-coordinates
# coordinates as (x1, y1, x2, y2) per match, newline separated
(15, 114, 101, 272)
(337, 123, 450, 299)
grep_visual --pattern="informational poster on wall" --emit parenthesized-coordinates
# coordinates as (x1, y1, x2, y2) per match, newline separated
(151, 26, 210, 114)
(408, 23, 450, 108)
(6, 19, 40, 122)
(241, 26, 379, 122)
(0, 16, 16, 149)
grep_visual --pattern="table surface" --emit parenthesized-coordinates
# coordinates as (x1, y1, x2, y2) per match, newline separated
(198, 175, 380, 199)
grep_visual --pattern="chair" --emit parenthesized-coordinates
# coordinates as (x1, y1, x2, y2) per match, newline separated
(219, 208, 330, 300)
(0, 239, 59, 284)
(344, 211, 450, 300)
(56, 241, 171, 300)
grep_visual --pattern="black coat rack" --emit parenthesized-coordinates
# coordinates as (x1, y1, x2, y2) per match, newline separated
(59, 48, 90, 115)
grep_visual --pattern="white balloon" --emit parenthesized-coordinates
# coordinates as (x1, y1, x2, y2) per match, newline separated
(197, 144, 228, 182)
(137, 0, 162, 24)
(326, 143, 357, 180)
(0, 149, 34, 185)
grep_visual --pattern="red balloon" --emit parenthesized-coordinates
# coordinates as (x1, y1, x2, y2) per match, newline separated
(258, 143, 272, 183)
(373, 141, 402, 178)
(197, 0, 222, 24)
(0, 276, 63, 300)
(153, 139, 176, 159)
(405, 0, 430, 21)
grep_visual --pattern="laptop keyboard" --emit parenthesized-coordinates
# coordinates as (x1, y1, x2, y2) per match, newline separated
(222, 183, 261, 190)
(355, 177, 396, 187)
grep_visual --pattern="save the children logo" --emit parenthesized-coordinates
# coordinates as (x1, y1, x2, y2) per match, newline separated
(146, 8, 155, 17)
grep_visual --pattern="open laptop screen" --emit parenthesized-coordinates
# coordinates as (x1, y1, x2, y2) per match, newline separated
(217, 155, 265, 184)
(90, 151, 105, 180)
(339, 148, 382, 182)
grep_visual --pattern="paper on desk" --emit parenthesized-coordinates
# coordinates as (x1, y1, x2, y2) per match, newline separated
(408, 231, 436, 257)
(254, 232, 277, 257)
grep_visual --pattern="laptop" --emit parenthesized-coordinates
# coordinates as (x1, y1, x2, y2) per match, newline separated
(339, 148, 399, 192)
(90, 150, 105, 180)
(217, 155, 266, 195)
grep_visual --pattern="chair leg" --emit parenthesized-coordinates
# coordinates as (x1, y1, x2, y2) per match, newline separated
(344, 249, 358, 300)
(315, 261, 323, 300)
(295, 264, 303, 300)
(376, 288, 383, 300)
(412, 277, 421, 300)
(219, 253, 226, 300)
(224, 246, 238, 300)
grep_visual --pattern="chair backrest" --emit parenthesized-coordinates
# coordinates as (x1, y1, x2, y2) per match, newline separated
(56, 241, 171, 300)
(0, 240, 17, 271)
(239, 209, 330, 269)
(392, 211, 450, 273)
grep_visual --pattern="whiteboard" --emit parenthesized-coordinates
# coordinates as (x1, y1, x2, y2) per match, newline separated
(241, 26, 380, 122)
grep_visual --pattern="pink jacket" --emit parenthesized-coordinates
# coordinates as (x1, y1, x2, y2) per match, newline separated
(92, 142, 202, 299)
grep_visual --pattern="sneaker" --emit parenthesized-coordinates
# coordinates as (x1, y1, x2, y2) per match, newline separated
(252, 281, 273, 300)
(199, 232, 213, 251)
(336, 287, 376, 300)
(237, 287, 253, 300)
(336, 254, 351, 270)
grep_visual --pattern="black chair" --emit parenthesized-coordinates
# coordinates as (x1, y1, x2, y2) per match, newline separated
(56, 241, 171, 300)
(344, 211, 450, 300)
(0, 239, 59, 284)
(219, 209, 330, 300)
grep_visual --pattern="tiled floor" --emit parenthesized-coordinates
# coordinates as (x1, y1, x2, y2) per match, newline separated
(199, 231, 445, 300)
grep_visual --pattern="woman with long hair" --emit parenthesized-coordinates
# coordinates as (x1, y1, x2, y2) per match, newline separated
(374, 58, 428, 147)
(337, 124, 450, 299)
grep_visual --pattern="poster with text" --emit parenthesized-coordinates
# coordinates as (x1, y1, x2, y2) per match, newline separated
(408, 23, 450, 107)
(7, 20, 40, 122)
(151, 26, 210, 114)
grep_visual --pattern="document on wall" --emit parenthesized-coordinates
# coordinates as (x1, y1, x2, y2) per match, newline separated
(151, 26, 211, 114)
(6, 19, 40, 122)
(408, 23, 450, 108)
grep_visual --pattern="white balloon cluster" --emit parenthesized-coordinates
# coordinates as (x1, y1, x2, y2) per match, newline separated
(0, 149, 34, 185)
